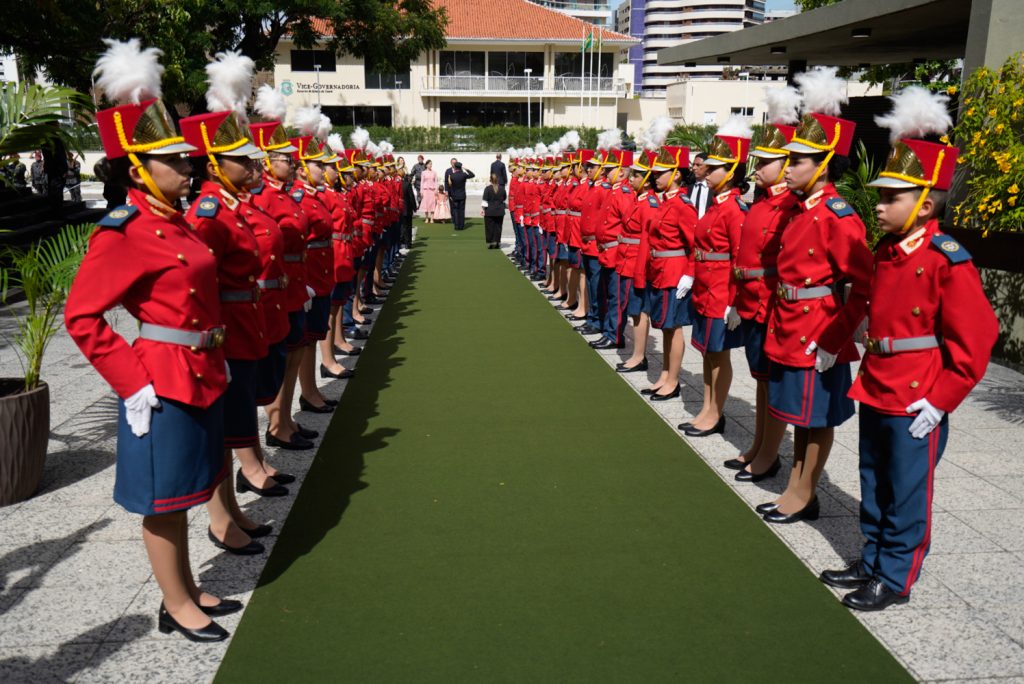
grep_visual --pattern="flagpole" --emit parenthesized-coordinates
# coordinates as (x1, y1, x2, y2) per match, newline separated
(580, 28, 586, 123)
(588, 32, 595, 127)
(595, 27, 602, 127)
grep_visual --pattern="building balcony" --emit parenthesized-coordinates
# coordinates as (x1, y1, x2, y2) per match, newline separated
(420, 74, 630, 97)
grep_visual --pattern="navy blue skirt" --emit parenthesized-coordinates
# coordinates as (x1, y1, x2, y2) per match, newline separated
(285, 310, 307, 351)
(741, 318, 770, 380)
(546, 232, 557, 256)
(331, 280, 354, 306)
(115, 395, 227, 515)
(647, 287, 695, 330)
(556, 243, 569, 261)
(255, 340, 286, 405)
(224, 359, 258, 449)
(305, 294, 331, 341)
(691, 312, 744, 354)
(567, 246, 583, 269)
(768, 361, 855, 428)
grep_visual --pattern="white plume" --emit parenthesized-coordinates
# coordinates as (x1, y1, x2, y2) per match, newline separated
(716, 114, 754, 139)
(506, 147, 517, 158)
(549, 141, 562, 157)
(366, 140, 381, 157)
(535, 142, 548, 156)
(764, 86, 802, 125)
(379, 140, 394, 155)
(293, 105, 322, 137)
(254, 84, 287, 121)
(350, 126, 370, 150)
(205, 51, 254, 118)
(327, 133, 345, 154)
(642, 117, 673, 152)
(794, 66, 847, 116)
(596, 128, 622, 151)
(559, 130, 581, 151)
(874, 86, 952, 144)
(93, 38, 164, 104)
(316, 113, 332, 140)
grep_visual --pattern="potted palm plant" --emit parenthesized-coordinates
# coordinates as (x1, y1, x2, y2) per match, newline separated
(0, 80, 92, 505)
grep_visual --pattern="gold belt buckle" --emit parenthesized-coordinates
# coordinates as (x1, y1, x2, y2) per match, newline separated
(281, 273, 290, 288)
(776, 284, 787, 300)
(733, 267, 744, 280)
(864, 337, 880, 354)
(210, 327, 226, 348)
(253, 287, 261, 303)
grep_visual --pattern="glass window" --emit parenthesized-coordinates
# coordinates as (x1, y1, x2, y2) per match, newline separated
(488, 51, 543, 77)
(321, 105, 392, 128)
(291, 50, 337, 72)
(440, 51, 485, 77)
(364, 57, 410, 90)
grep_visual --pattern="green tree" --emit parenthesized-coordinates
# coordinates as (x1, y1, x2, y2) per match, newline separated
(0, 0, 447, 114)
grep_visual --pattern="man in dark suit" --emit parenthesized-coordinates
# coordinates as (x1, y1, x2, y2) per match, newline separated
(444, 157, 457, 193)
(447, 162, 475, 230)
(686, 152, 712, 220)
(490, 154, 508, 187)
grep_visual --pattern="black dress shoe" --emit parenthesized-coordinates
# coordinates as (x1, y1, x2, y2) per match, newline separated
(207, 527, 264, 555)
(298, 395, 334, 413)
(615, 359, 649, 373)
(820, 560, 872, 590)
(566, 314, 587, 321)
(320, 364, 355, 380)
(236, 470, 289, 497)
(267, 472, 294, 485)
(755, 501, 780, 515)
(723, 457, 750, 470)
(591, 339, 624, 350)
(240, 523, 274, 538)
(677, 422, 693, 431)
(199, 598, 243, 617)
(650, 386, 681, 401)
(354, 317, 373, 325)
(322, 397, 339, 407)
(640, 387, 659, 396)
(346, 328, 369, 340)
(265, 430, 314, 450)
(333, 346, 362, 356)
(359, 306, 373, 315)
(295, 423, 318, 439)
(158, 604, 228, 642)
(841, 578, 909, 611)
(578, 325, 601, 335)
(735, 458, 781, 483)
(683, 416, 726, 437)
(763, 497, 820, 524)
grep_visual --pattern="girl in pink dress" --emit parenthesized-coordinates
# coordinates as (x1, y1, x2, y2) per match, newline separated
(433, 183, 451, 222)
(419, 161, 437, 221)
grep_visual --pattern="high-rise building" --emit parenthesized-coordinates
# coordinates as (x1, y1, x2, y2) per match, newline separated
(629, 0, 765, 97)
(527, 0, 615, 27)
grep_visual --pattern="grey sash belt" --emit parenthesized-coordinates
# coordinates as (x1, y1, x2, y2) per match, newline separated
(307, 240, 331, 249)
(258, 277, 288, 290)
(776, 283, 835, 301)
(283, 253, 304, 263)
(651, 249, 688, 258)
(361, 218, 374, 225)
(695, 250, 731, 262)
(332, 232, 352, 242)
(865, 335, 940, 355)
(139, 323, 225, 349)
(582, 236, 597, 242)
(735, 267, 776, 279)
(599, 240, 619, 250)
(617, 236, 640, 245)
(567, 211, 582, 217)
(554, 210, 567, 215)
(220, 288, 259, 303)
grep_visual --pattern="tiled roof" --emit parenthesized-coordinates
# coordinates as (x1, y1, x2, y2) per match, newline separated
(309, 0, 635, 44)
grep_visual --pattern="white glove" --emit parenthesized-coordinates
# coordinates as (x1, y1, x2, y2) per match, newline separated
(225, 361, 232, 384)
(124, 383, 160, 437)
(304, 285, 315, 312)
(907, 398, 945, 439)
(805, 340, 837, 373)
(725, 306, 742, 331)
(675, 274, 694, 300)
(853, 316, 869, 345)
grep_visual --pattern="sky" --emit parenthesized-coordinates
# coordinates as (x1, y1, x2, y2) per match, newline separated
(765, 0, 798, 9)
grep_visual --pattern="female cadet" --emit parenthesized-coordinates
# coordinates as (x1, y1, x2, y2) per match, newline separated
(66, 38, 236, 641)
(728, 87, 801, 481)
(642, 142, 697, 401)
(682, 118, 753, 438)
(760, 67, 874, 523)
(564, 146, 589, 321)
(590, 146, 633, 350)
(180, 53, 281, 555)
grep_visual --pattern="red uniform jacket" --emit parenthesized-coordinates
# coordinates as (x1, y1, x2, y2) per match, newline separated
(322, 186, 358, 282)
(295, 184, 335, 296)
(763, 184, 874, 368)
(251, 177, 309, 312)
(598, 180, 633, 269)
(65, 188, 227, 407)
(187, 182, 267, 361)
(509, 176, 523, 224)
(351, 181, 375, 251)
(629, 190, 660, 289)
(581, 181, 611, 257)
(614, 188, 642, 279)
(646, 188, 697, 290)
(692, 188, 747, 319)
(552, 180, 570, 244)
(240, 189, 290, 346)
(566, 179, 585, 249)
(539, 180, 555, 232)
(732, 184, 798, 324)
(849, 220, 998, 414)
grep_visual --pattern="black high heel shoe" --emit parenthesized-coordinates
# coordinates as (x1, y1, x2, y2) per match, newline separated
(236, 470, 289, 497)
(650, 386, 680, 401)
(763, 497, 820, 524)
(199, 598, 243, 617)
(320, 364, 355, 380)
(298, 395, 334, 413)
(683, 416, 726, 437)
(207, 527, 264, 555)
(734, 458, 781, 483)
(158, 603, 228, 642)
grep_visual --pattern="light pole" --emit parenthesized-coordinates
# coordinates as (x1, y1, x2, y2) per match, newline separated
(314, 64, 322, 106)
(524, 67, 533, 132)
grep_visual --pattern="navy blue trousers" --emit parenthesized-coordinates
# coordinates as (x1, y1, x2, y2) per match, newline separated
(600, 266, 621, 343)
(858, 404, 949, 596)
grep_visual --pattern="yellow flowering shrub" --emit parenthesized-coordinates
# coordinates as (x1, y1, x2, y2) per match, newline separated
(951, 52, 1024, 233)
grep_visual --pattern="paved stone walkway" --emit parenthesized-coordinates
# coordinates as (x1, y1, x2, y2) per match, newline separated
(0, 206, 1022, 682)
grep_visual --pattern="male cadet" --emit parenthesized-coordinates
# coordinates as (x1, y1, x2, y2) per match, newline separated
(820, 87, 998, 611)
(590, 146, 633, 349)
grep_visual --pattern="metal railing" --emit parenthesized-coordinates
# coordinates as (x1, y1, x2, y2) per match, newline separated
(422, 75, 627, 95)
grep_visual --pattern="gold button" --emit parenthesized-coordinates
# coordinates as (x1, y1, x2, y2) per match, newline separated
(912, 307, 921, 316)
(196, 373, 203, 380)
(253, 250, 259, 257)
(176, 253, 185, 262)
(248, 275, 255, 282)
(802, 306, 810, 313)
(916, 267, 924, 276)
(191, 318, 199, 325)
(270, 254, 276, 261)
(858, 370, 864, 377)
(189, 288, 196, 295)
(190, 345, 197, 352)
(237, 222, 244, 228)
(769, 327, 774, 334)
(208, 248, 215, 255)
(808, 248, 815, 256)
(155, 229, 163, 237)
(910, 380, 920, 388)
(804, 277, 812, 285)
(799, 335, 807, 343)
(259, 332, 264, 338)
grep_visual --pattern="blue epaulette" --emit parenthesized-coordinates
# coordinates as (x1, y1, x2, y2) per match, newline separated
(194, 196, 220, 218)
(291, 188, 305, 203)
(249, 183, 265, 195)
(95, 205, 138, 230)
(621, 184, 631, 194)
(824, 197, 855, 218)
(930, 234, 972, 264)
(735, 197, 749, 213)
(678, 194, 693, 206)
(647, 195, 659, 207)
(601, 182, 612, 189)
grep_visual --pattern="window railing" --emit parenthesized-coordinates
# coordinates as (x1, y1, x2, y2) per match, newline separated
(423, 74, 627, 95)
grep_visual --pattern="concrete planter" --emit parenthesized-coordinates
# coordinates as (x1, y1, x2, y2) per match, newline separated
(0, 379, 49, 506)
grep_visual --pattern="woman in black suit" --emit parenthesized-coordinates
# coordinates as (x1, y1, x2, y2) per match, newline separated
(481, 173, 507, 249)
